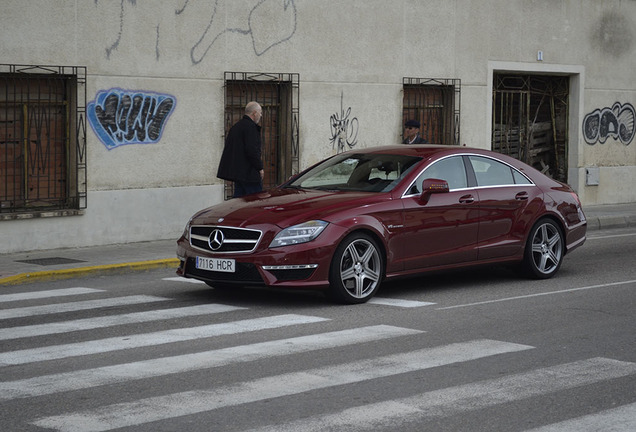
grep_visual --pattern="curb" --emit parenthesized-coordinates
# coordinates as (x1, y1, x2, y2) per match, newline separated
(586, 215, 636, 231)
(0, 258, 180, 286)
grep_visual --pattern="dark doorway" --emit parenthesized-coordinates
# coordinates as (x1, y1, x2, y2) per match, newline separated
(492, 74, 569, 182)
(223, 72, 299, 199)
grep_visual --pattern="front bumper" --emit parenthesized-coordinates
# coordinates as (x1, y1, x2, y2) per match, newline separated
(175, 226, 346, 289)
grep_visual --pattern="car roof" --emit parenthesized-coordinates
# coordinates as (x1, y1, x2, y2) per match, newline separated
(345, 145, 496, 160)
(358, 144, 538, 161)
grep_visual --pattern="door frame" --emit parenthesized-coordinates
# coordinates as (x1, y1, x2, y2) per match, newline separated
(487, 61, 584, 190)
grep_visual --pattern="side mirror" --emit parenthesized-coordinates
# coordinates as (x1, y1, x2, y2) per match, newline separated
(420, 178, 449, 203)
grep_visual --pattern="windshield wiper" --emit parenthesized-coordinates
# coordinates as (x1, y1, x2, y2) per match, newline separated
(312, 186, 343, 192)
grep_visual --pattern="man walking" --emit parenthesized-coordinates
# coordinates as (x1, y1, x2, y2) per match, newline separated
(217, 101, 265, 197)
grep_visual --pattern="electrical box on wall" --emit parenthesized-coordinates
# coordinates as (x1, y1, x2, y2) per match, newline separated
(586, 167, 600, 186)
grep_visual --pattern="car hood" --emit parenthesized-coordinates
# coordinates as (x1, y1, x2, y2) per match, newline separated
(190, 188, 389, 228)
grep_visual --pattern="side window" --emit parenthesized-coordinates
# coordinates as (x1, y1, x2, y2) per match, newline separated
(411, 156, 467, 194)
(513, 169, 532, 185)
(469, 156, 515, 186)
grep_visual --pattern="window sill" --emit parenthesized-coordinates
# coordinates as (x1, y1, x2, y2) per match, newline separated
(0, 209, 85, 221)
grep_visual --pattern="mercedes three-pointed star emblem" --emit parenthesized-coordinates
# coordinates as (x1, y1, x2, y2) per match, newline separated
(208, 229, 225, 251)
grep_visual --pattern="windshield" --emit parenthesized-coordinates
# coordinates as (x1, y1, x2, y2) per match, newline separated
(287, 153, 422, 192)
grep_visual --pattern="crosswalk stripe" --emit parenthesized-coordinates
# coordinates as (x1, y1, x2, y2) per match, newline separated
(162, 277, 204, 284)
(0, 303, 246, 341)
(0, 314, 329, 366)
(31, 339, 533, 432)
(0, 295, 169, 320)
(163, 277, 437, 308)
(162, 277, 436, 308)
(1, 325, 421, 401)
(0, 288, 103, 303)
(369, 298, 436, 307)
(524, 401, 636, 431)
(244, 357, 636, 432)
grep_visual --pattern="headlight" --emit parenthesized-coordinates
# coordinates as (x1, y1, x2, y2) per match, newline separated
(183, 217, 194, 241)
(270, 220, 328, 248)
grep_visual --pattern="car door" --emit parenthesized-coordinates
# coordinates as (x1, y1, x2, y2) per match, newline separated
(468, 155, 542, 260)
(397, 155, 480, 271)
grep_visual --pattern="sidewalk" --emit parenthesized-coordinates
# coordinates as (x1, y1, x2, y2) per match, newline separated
(0, 239, 180, 286)
(1, 203, 635, 286)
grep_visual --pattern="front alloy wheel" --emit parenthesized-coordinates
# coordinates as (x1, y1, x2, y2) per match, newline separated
(329, 233, 383, 304)
(523, 218, 564, 279)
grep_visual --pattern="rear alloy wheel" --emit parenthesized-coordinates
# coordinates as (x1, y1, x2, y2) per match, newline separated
(329, 233, 384, 304)
(523, 218, 564, 279)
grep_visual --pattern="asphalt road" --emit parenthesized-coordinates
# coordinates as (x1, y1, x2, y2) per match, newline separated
(1, 227, 635, 432)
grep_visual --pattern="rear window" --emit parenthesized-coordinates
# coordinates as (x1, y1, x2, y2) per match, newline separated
(469, 156, 532, 186)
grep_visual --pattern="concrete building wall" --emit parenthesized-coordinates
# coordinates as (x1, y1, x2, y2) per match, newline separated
(0, 0, 634, 253)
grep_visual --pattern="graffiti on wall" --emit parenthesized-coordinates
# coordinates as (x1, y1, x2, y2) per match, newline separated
(583, 102, 635, 146)
(99, 0, 297, 65)
(330, 92, 359, 153)
(87, 89, 176, 150)
(180, 0, 297, 64)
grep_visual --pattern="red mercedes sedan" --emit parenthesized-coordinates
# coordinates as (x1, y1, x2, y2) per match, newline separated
(176, 145, 586, 303)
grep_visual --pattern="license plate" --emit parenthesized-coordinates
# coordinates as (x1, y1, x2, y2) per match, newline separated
(196, 256, 235, 273)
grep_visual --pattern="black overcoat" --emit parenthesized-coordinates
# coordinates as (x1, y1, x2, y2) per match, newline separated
(217, 115, 263, 183)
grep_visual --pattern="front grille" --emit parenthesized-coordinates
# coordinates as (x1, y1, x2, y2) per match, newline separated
(190, 225, 262, 253)
(185, 258, 264, 284)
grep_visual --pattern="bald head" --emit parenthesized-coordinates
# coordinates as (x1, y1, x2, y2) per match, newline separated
(245, 101, 262, 124)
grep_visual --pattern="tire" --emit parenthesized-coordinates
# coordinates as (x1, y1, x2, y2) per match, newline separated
(328, 233, 384, 304)
(522, 218, 564, 279)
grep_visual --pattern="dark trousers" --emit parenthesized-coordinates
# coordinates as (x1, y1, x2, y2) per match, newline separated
(233, 181, 263, 198)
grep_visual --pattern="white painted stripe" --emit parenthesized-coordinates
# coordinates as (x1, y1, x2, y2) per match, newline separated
(0, 295, 169, 320)
(162, 277, 204, 284)
(588, 232, 636, 240)
(0, 288, 103, 303)
(245, 358, 636, 432)
(31, 339, 533, 432)
(0, 303, 245, 341)
(1, 325, 421, 400)
(369, 298, 436, 307)
(437, 279, 636, 310)
(0, 314, 328, 366)
(525, 402, 636, 431)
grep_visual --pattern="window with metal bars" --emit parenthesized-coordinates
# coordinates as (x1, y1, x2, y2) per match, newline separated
(402, 78, 461, 146)
(0, 65, 86, 216)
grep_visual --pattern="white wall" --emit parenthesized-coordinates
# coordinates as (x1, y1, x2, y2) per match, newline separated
(0, 186, 222, 254)
(0, 0, 635, 252)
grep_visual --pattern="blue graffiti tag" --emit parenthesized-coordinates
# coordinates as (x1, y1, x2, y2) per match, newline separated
(88, 89, 176, 150)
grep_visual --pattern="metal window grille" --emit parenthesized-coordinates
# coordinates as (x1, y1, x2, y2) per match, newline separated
(403, 78, 461, 146)
(0, 64, 86, 214)
(223, 72, 299, 199)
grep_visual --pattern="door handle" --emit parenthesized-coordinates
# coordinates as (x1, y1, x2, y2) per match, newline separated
(515, 192, 529, 200)
(459, 194, 475, 204)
